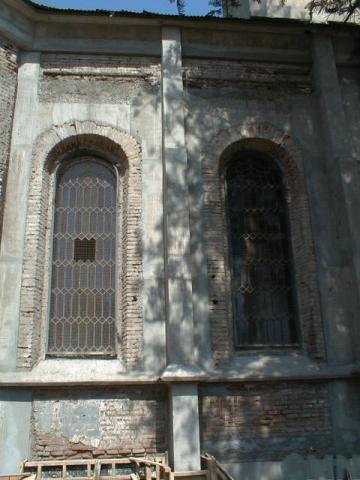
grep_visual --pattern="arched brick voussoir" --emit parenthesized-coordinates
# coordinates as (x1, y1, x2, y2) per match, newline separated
(201, 121, 326, 366)
(32, 121, 141, 172)
(17, 121, 143, 370)
(203, 122, 304, 176)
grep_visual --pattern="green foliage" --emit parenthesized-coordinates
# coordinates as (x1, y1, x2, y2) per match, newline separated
(169, 0, 223, 16)
(308, 0, 359, 21)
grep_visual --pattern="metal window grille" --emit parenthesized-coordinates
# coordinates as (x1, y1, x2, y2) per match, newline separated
(48, 157, 116, 355)
(225, 154, 297, 347)
(74, 238, 96, 262)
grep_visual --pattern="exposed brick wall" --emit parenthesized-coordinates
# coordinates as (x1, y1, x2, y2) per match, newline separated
(183, 58, 312, 94)
(201, 122, 325, 364)
(199, 382, 333, 462)
(32, 386, 168, 459)
(38, 54, 160, 104)
(0, 37, 17, 238)
(18, 122, 143, 369)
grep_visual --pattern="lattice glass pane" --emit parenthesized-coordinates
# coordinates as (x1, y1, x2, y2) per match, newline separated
(48, 157, 116, 355)
(226, 154, 297, 347)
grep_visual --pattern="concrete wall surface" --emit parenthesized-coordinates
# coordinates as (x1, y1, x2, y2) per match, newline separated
(0, 0, 359, 476)
(223, 0, 357, 21)
(223, 454, 360, 480)
(0, 389, 32, 474)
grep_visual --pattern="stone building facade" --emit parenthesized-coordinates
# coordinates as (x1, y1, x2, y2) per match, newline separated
(0, 0, 359, 478)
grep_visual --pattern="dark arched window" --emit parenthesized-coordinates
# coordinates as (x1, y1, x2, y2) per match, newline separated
(48, 156, 116, 355)
(225, 153, 298, 347)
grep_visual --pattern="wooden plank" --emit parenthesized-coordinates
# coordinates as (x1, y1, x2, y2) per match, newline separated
(128, 459, 165, 468)
(145, 465, 152, 480)
(25, 459, 133, 467)
(174, 470, 209, 477)
(0, 477, 34, 480)
(207, 459, 217, 480)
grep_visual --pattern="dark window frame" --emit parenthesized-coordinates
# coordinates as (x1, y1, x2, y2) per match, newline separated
(47, 154, 118, 357)
(224, 150, 300, 349)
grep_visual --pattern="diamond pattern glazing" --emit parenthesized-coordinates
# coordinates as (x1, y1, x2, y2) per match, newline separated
(226, 155, 297, 347)
(48, 158, 116, 355)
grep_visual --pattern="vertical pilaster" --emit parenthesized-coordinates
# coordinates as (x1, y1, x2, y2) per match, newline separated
(161, 27, 195, 366)
(169, 384, 201, 472)
(161, 27, 202, 471)
(312, 35, 360, 365)
(0, 52, 40, 371)
(0, 389, 32, 474)
(312, 34, 360, 454)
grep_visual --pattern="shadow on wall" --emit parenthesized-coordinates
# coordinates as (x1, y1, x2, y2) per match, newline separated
(27, 35, 360, 469)
(180, 55, 344, 467)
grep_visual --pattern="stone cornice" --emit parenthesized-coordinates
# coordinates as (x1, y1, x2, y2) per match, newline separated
(0, 0, 358, 53)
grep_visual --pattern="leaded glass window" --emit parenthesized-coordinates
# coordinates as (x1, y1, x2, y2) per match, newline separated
(48, 157, 116, 355)
(225, 153, 297, 347)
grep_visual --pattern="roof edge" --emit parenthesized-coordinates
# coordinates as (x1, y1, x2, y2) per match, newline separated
(17, 0, 360, 29)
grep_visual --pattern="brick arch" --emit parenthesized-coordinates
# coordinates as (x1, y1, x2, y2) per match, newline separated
(202, 122, 325, 365)
(18, 121, 143, 370)
(39, 121, 141, 171)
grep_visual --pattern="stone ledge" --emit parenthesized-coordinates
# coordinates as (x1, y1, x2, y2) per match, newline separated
(0, 360, 359, 386)
(160, 363, 209, 382)
(210, 357, 360, 382)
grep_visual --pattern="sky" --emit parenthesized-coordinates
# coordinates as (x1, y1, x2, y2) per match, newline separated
(31, 0, 216, 15)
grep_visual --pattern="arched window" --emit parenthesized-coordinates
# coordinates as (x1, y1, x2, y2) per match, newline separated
(225, 153, 298, 347)
(48, 156, 117, 355)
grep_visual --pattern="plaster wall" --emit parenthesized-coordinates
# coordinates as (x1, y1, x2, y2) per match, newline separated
(181, 27, 311, 63)
(224, 0, 352, 22)
(339, 66, 360, 197)
(0, 389, 32, 475)
(222, 454, 360, 480)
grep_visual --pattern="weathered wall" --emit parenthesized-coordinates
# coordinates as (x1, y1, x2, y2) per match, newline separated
(184, 54, 325, 365)
(199, 382, 333, 462)
(339, 66, 360, 174)
(0, 389, 32, 474)
(38, 54, 160, 104)
(32, 386, 168, 459)
(15, 52, 166, 371)
(0, 36, 17, 238)
(0, 3, 359, 474)
(223, 0, 350, 21)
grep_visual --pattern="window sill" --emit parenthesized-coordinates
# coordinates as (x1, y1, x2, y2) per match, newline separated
(45, 352, 117, 359)
(233, 344, 301, 353)
(29, 357, 126, 382)
(212, 351, 327, 381)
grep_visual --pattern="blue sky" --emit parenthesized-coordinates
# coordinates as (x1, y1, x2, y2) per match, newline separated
(31, 0, 216, 15)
